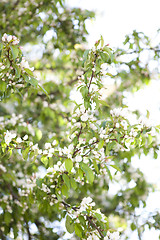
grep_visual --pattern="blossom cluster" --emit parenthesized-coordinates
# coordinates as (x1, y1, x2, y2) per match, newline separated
(86, 230, 120, 240)
(0, 34, 35, 91)
(20, 57, 34, 71)
(74, 197, 95, 216)
(1, 113, 35, 147)
(2, 33, 20, 45)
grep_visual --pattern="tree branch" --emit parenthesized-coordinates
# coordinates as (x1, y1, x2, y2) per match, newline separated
(86, 215, 104, 238)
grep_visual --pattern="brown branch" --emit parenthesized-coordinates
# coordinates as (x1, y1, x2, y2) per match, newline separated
(61, 200, 78, 211)
(73, 139, 99, 157)
(86, 215, 104, 238)
(88, 70, 94, 90)
(61, 199, 105, 238)
(72, 125, 83, 157)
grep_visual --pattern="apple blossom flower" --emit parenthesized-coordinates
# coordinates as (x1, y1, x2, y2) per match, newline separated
(2, 33, 7, 42)
(4, 130, 16, 145)
(23, 135, 28, 140)
(7, 35, 12, 42)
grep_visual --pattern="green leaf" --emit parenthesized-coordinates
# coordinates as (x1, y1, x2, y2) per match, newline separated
(0, 80, 7, 92)
(22, 147, 30, 160)
(13, 226, 18, 238)
(23, 74, 38, 87)
(99, 52, 109, 63)
(35, 129, 42, 141)
(65, 159, 73, 172)
(74, 223, 83, 238)
(99, 100, 110, 107)
(80, 162, 94, 183)
(95, 212, 102, 222)
(36, 179, 42, 188)
(38, 84, 50, 98)
(14, 65, 21, 78)
(103, 46, 113, 61)
(105, 166, 112, 181)
(106, 72, 114, 77)
(62, 174, 70, 189)
(93, 159, 99, 173)
(154, 150, 158, 159)
(80, 86, 88, 99)
(41, 156, 48, 166)
(131, 222, 137, 231)
(110, 164, 121, 172)
(4, 212, 11, 225)
(61, 184, 68, 198)
(70, 177, 77, 190)
(148, 134, 152, 145)
(10, 45, 19, 59)
(24, 68, 34, 77)
(65, 215, 75, 234)
(30, 77, 39, 87)
(83, 50, 90, 60)
(78, 168, 83, 180)
(78, 215, 86, 226)
(98, 140, 104, 149)
(100, 35, 104, 47)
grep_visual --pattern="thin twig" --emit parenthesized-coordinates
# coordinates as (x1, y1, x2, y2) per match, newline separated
(86, 215, 104, 238)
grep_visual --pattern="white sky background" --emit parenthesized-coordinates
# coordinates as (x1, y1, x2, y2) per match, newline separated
(66, 1, 160, 240)
(66, 0, 160, 48)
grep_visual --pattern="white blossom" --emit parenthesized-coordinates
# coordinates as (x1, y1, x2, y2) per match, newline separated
(45, 142, 52, 149)
(4, 130, 16, 145)
(7, 35, 12, 42)
(116, 123, 120, 128)
(23, 135, 28, 140)
(16, 137, 22, 143)
(87, 233, 99, 240)
(105, 231, 120, 240)
(20, 57, 34, 71)
(81, 112, 89, 121)
(32, 143, 38, 151)
(2, 33, 7, 42)
(0, 164, 7, 172)
(52, 140, 57, 146)
(75, 155, 82, 162)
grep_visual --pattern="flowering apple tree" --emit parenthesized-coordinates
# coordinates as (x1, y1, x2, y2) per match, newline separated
(0, 1, 160, 240)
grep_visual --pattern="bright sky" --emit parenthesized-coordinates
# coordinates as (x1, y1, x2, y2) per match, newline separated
(66, 0, 160, 48)
(66, 1, 160, 239)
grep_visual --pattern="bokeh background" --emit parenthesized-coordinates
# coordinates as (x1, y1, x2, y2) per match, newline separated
(66, 1, 160, 239)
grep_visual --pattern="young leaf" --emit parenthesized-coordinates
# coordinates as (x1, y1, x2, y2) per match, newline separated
(61, 184, 69, 198)
(74, 223, 83, 238)
(105, 166, 112, 181)
(110, 164, 121, 172)
(65, 215, 74, 234)
(10, 45, 19, 59)
(98, 140, 104, 149)
(80, 162, 94, 183)
(62, 174, 70, 189)
(70, 177, 77, 190)
(41, 156, 48, 166)
(24, 68, 34, 77)
(30, 77, 39, 87)
(22, 147, 30, 160)
(65, 159, 73, 172)
(38, 84, 50, 98)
